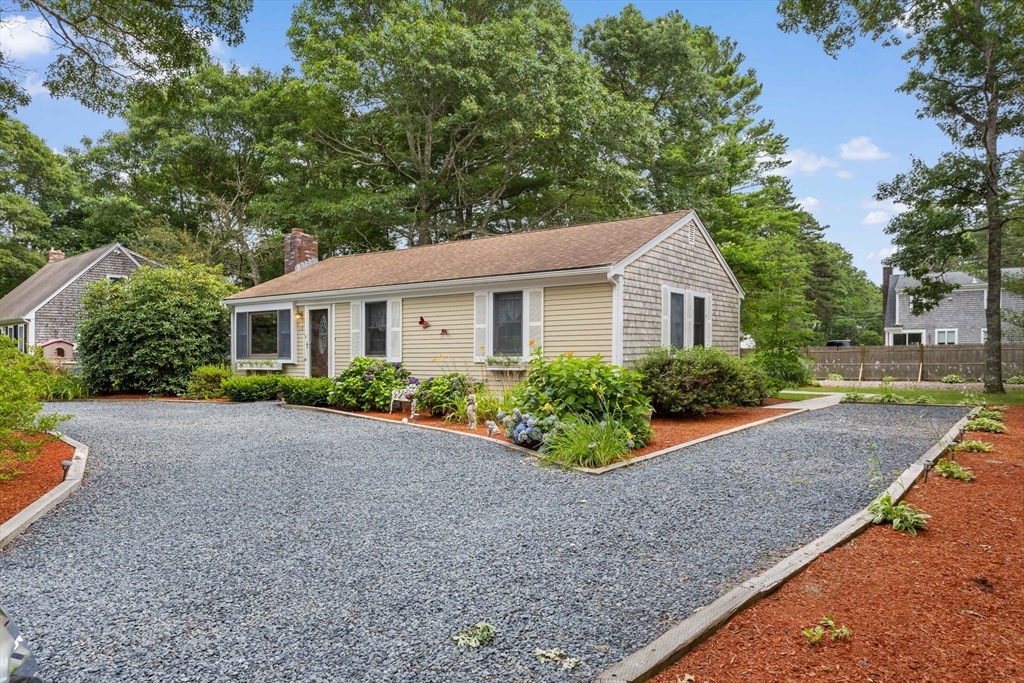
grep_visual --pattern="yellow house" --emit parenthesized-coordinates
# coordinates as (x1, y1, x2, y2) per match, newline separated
(223, 211, 744, 381)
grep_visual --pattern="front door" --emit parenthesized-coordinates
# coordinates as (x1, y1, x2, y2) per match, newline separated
(310, 308, 330, 377)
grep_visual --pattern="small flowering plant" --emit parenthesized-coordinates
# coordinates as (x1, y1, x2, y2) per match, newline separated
(498, 408, 559, 449)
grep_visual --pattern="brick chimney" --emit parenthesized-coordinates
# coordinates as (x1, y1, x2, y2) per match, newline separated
(881, 265, 893, 332)
(47, 249, 65, 263)
(284, 228, 318, 274)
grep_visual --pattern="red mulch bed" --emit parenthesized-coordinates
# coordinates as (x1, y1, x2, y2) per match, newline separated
(652, 404, 1024, 683)
(357, 405, 794, 461)
(0, 434, 75, 525)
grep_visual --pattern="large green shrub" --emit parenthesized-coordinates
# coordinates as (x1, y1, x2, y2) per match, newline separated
(511, 350, 652, 447)
(747, 346, 812, 391)
(221, 375, 287, 402)
(0, 338, 68, 479)
(76, 263, 236, 396)
(416, 373, 478, 417)
(183, 365, 232, 399)
(328, 357, 412, 411)
(282, 377, 333, 407)
(634, 346, 770, 416)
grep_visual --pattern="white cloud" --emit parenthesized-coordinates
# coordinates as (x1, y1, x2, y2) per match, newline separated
(797, 196, 820, 210)
(835, 170, 854, 179)
(863, 210, 889, 225)
(863, 197, 908, 213)
(839, 136, 891, 161)
(866, 246, 898, 261)
(0, 15, 51, 59)
(23, 71, 48, 96)
(207, 35, 227, 57)
(778, 149, 840, 176)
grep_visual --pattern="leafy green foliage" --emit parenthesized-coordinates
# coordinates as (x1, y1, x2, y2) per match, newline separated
(634, 346, 769, 416)
(41, 369, 90, 401)
(0, 338, 69, 479)
(973, 409, 1005, 421)
(515, 350, 652, 447)
(1009, 375, 1024, 384)
(328, 358, 412, 412)
(0, 0, 253, 114)
(935, 458, 975, 481)
(183, 365, 232, 400)
(416, 374, 478, 417)
(826, 372, 844, 381)
(942, 374, 966, 384)
(955, 440, 994, 453)
(533, 647, 580, 671)
(452, 622, 495, 648)
(221, 375, 287, 402)
(540, 415, 632, 469)
(281, 377, 333, 407)
(748, 346, 812, 391)
(963, 417, 1007, 433)
(803, 625, 825, 645)
(76, 263, 234, 396)
(868, 493, 930, 535)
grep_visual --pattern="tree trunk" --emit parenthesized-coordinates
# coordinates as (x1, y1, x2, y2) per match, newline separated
(982, 77, 1004, 394)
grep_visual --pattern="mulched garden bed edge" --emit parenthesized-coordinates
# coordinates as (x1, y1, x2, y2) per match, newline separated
(0, 433, 89, 550)
(278, 403, 809, 475)
(594, 405, 981, 683)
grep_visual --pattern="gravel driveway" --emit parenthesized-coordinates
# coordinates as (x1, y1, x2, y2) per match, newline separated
(2, 402, 967, 682)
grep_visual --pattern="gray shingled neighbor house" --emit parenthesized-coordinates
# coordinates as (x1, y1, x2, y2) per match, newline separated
(882, 265, 1024, 346)
(223, 211, 744, 383)
(0, 244, 157, 360)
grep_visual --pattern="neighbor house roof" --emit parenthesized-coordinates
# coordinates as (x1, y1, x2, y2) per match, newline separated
(0, 244, 153, 321)
(885, 268, 1024, 327)
(227, 211, 698, 301)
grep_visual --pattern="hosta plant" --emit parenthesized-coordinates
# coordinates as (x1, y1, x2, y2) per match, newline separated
(963, 417, 1007, 433)
(1006, 375, 1024, 384)
(941, 374, 965, 384)
(974, 409, 1005, 421)
(955, 440, 993, 453)
(826, 372, 844, 381)
(452, 622, 495, 648)
(868, 493, 930, 535)
(935, 458, 975, 481)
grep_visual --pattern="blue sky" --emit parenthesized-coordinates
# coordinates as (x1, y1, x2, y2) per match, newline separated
(2, 0, 949, 283)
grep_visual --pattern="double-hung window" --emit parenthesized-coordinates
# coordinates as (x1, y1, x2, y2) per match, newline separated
(936, 329, 957, 345)
(364, 301, 388, 357)
(664, 286, 711, 349)
(493, 291, 524, 356)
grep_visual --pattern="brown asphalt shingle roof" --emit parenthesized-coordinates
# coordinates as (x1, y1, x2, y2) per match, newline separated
(227, 211, 693, 301)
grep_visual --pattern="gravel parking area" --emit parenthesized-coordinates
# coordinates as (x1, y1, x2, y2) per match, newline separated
(2, 402, 967, 682)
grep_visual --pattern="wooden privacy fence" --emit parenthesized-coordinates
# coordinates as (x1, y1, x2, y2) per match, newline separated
(806, 343, 1024, 381)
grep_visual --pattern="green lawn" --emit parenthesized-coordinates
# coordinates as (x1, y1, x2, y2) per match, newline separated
(792, 386, 1024, 405)
(776, 391, 829, 401)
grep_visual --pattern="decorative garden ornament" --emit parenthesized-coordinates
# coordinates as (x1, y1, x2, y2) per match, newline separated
(466, 386, 478, 429)
(486, 420, 501, 438)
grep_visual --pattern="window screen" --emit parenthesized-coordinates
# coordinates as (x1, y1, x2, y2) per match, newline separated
(670, 292, 684, 348)
(365, 301, 387, 356)
(692, 296, 706, 347)
(250, 312, 279, 356)
(493, 291, 523, 355)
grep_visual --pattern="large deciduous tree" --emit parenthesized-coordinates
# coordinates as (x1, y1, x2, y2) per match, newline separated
(288, 0, 652, 246)
(0, 0, 252, 113)
(778, 0, 1024, 392)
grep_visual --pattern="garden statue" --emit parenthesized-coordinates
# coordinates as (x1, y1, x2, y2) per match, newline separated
(410, 398, 419, 421)
(486, 420, 501, 438)
(466, 386, 478, 429)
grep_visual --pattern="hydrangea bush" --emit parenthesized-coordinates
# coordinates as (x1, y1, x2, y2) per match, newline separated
(498, 408, 559, 448)
(328, 357, 412, 411)
(416, 373, 479, 417)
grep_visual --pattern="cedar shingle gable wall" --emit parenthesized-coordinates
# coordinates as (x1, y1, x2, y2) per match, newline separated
(226, 212, 691, 301)
(33, 248, 144, 343)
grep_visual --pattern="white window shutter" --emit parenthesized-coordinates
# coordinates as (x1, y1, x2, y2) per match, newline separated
(474, 292, 488, 362)
(350, 301, 362, 360)
(526, 288, 543, 353)
(660, 285, 671, 347)
(704, 293, 713, 347)
(387, 299, 402, 362)
(684, 291, 695, 348)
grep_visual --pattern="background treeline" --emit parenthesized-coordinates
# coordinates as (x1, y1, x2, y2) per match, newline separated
(0, 0, 882, 347)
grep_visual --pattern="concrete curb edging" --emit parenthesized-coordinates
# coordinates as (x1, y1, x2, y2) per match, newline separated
(278, 403, 813, 475)
(0, 434, 89, 550)
(594, 406, 980, 683)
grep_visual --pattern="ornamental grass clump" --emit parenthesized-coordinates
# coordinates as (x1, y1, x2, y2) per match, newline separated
(328, 357, 412, 411)
(540, 414, 633, 469)
(634, 346, 770, 416)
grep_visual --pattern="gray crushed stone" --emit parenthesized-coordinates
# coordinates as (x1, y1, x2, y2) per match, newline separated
(1, 401, 968, 682)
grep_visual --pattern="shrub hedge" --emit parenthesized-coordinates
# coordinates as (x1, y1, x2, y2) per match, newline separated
(282, 377, 333, 407)
(221, 375, 287, 402)
(634, 346, 770, 416)
(183, 365, 232, 399)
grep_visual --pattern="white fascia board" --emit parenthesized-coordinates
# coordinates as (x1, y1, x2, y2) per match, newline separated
(233, 301, 296, 314)
(608, 211, 745, 299)
(116, 244, 142, 268)
(221, 267, 611, 308)
(24, 244, 120, 318)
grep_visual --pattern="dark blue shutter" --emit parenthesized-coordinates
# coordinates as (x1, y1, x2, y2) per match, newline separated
(278, 309, 292, 359)
(236, 312, 249, 359)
